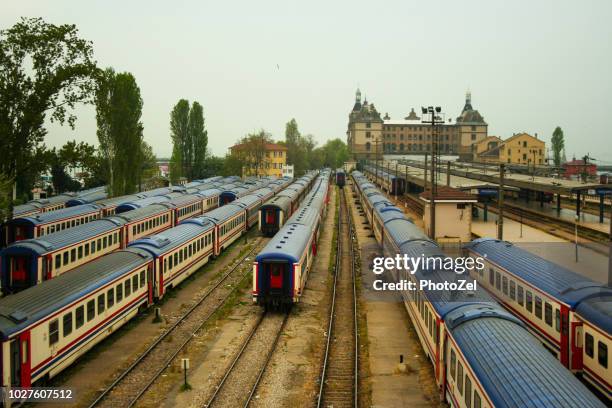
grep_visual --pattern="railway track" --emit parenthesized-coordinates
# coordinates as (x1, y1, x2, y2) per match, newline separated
(317, 186, 359, 408)
(204, 311, 288, 408)
(87, 237, 266, 408)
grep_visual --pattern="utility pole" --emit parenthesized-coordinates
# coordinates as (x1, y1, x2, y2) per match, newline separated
(422, 106, 444, 240)
(424, 153, 428, 193)
(497, 163, 505, 240)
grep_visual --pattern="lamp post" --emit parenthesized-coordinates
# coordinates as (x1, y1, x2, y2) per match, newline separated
(421, 106, 444, 240)
(575, 214, 579, 262)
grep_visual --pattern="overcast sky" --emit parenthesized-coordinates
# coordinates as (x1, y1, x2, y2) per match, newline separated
(3, 0, 611, 162)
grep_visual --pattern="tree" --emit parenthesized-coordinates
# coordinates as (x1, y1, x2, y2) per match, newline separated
(203, 153, 225, 178)
(0, 17, 97, 215)
(95, 69, 144, 196)
(169, 99, 190, 181)
(551, 127, 565, 167)
(321, 138, 350, 169)
(0, 173, 12, 222)
(189, 102, 208, 179)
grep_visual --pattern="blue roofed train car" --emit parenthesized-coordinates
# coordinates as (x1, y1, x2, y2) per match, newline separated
(129, 220, 215, 299)
(66, 188, 108, 207)
(0, 249, 153, 390)
(183, 203, 245, 255)
(335, 168, 346, 188)
(3, 204, 103, 245)
(115, 192, 185, 214)
(465, 238, 612, 399)
(0, 218, 125, 294)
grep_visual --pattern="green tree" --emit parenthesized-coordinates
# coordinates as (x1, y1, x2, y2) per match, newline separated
(321, 138, 350, 169)
(169, 99, 190, 182)
(189, 102, 208, 179)
(203, 153, 225, 177)
(551, 127, 565, 167)
(0, 173, 12, 222)
(0, 17, 97, 215)
(95, 69, 144, 196)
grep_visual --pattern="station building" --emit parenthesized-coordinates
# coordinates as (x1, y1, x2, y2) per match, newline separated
(474, 132, 545, 166)
(347, 89, 489, 162)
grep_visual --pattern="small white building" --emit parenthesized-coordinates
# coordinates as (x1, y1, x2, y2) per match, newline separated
(282, 164, 294, 178)
(420, 186, 477, 244)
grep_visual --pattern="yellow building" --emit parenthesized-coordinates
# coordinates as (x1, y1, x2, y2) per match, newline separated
(475, 132, 545, 166)
(473, 136, 502, 162)
(230, 142, 288, 177)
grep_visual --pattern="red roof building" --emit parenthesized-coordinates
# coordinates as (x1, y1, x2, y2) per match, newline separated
(562, 160, 597, 178)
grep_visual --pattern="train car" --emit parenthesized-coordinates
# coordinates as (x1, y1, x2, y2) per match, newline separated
(257, 174, 317, 237)
(253, 172, 330, 307)
(351, 171, 605, 407)
(0, 219, 123, 293)
(129, 220, 216, 299)
(93, 193, 147, 217)
(363, 165, 406, 195)
(254, 207, 321, 309)
(466, 238, 612, 399)
(0, 249, 153, 393)
(335, 168, 346, 188)
(186, 204, 245, 255)
(3, 204, 102, 245)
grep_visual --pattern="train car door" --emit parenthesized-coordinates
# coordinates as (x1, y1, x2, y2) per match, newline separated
(269, 263, 284, 291)
(9, 339, 21, 387)
(10, 257, 29, 291)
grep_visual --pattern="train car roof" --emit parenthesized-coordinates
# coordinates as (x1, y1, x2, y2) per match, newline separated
(138, 187, 174, 197)
(165, 194, 201, 207)
(66, 190, 108, 207)
(13, 203, 43, 216)
(466, 238, 610, 308)
(31, 193, 75, 205)
(575, 293, 612, 335)
(0, 249, 152, 339)
(94, 193, 144, 209)
(107, 204, 170, 223)
(261, 195, 292, 212)
(115, 195, 174, 212)
(448, 305, 605, 408)
(256, 221, 315, 264)
(191, 203, 243, 224)
(0, 219, 124, 256)
(8, 204, 101, 226)
(129, 221, 214, 256)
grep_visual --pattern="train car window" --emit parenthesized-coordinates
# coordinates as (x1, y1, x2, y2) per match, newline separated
(545, 303, 553, 326)
(133, 275, 138, 291)
(140, 270, 146, 287)
(87, 300, 95, 322)
(183, 247, 187, 259)
(114, 232, 118, 244)
(585, 333, 594, 358)
(107, 288, 115, 308)
(555, 310, 561, 332)
(70, 248, 76, 262)
(502, 276, 508, 295)
(125, 279, 131, 297)
(103, 236, 108, 248)
(97, 238, 101, 251)
(55, 254, 61, 269)
(49, 319, 59, 345)
(188, 244, 193, 257)
(535, 296, 542, 319)
(457, 362, 464, 394)
(526, 291, 533, 313)
(78, 246, 83, 260)
(465, 377, 472, 407)
(163, 258, 168, 273)
(509, 281, 516, 301)
(450, 349, 456, 380)
(63, 251, 69, 265)
(116, 284, 123, 302)
(75, 305, 84, 329)
(474, 391, 481, 408)
(517, 286, 524, 306)
(179, 250, 183, 264)
(71, 220, 76, 227)
(85, 243, 90, 257)
(63, 313, 73, 337)
(98, 294, 105, 314)
(495, 272, 501, 291)
(598, 342, 608, 368)
(91, 241, 96, 254)
(169, 256, 173, 270)
(133, 226, 137, 235)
